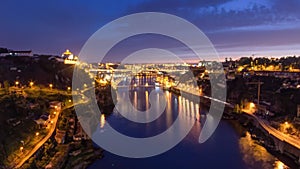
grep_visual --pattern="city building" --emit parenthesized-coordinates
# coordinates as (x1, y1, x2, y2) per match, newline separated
(61, 49, 79, 64)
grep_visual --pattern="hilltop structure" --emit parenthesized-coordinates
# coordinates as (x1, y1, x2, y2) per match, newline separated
(62, 49, 78, 64)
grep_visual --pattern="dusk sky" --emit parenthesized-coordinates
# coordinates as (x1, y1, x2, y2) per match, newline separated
(1, 0, 300, 61)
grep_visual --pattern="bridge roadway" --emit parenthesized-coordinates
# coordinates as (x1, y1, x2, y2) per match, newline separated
(89, 68, 189, 73)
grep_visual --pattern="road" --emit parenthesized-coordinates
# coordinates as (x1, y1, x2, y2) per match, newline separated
(243, 110, 300, 150)
(15, 101, 84, 168)
(14, 106, 62, 168)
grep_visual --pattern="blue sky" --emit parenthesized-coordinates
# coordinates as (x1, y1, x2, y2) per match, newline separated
(1, 0, 300, 61)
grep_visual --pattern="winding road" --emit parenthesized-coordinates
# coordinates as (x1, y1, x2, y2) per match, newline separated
(243, 110, 300, 150)
(15, 101, 84, 168)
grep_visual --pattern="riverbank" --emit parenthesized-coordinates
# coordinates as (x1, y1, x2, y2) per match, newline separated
(223, 114, 298, 168)
(64, 141, 103, 169)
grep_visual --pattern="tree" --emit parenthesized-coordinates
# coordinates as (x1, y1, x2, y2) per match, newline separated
(234, 104, 241, 113)
(238, 57, 252, 66)
(3, 81, 9, 94)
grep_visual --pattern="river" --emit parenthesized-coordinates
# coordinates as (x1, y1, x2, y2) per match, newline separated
(88, 83, 290, 169)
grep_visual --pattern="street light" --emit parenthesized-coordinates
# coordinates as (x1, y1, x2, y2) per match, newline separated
(15, 81, 19, 87)
(49, 84, 53, 89)
(249, 102, 256, 109)
(36, 132, 39, 136)
(20, 146, 24, 152)
(67, 86, 71, 91)
(29, 81, 34, 88)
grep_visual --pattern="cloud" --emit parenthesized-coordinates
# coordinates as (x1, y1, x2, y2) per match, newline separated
(1, 0, 300, 58)
(124, 0, 300, 58)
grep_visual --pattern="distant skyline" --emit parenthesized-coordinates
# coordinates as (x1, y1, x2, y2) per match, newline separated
(1, 0, 300, 61)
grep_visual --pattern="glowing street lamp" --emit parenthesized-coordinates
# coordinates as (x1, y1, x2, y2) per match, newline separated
(67, 86, 71, 91)
(20, 146, 24, 152)
(249, 102, 256, 109)
(15, 81, 19, 87)
(29, 81, 34, 88)
(49, 84, 53, 89)
(284, 121, 290, 128)
(282, 121, 291, 134)
(36, 132, 39, 136)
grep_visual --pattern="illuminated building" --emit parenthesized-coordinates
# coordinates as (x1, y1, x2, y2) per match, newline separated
(62, 49, 79, 64)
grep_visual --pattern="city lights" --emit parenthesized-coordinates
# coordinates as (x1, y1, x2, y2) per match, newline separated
(2, 3, 300, 167)
(249, 102, 256, 109)
(29, 81, 34, 87)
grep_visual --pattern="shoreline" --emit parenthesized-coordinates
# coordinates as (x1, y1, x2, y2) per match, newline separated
(224, 115, 299, 168)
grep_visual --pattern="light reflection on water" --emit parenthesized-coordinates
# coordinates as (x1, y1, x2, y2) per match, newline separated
(93, 77, 291, 169)
(239, 132, 289, 169)
(100, 114, 105, 128)
(274, 161, 288, 169)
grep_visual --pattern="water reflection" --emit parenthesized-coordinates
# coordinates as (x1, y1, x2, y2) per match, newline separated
(91, 79, 294, 169)
(145, 91, 149, 110)
(239, 132, 289, 169)
(274, 160, 288, 169)
(134, 91, 137, 109)
(100, 114, 105, 128)
(106, 76, 290, 168)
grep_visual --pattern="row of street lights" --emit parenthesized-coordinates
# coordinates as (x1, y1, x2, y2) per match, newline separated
(15, 81, 34, 87)
(247, 102, 295, 136)
(13, 81, 73, 92)
(19, 132, 40, 153)
(15, 84, 70, 154)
